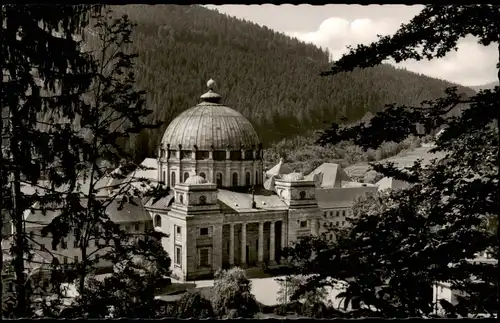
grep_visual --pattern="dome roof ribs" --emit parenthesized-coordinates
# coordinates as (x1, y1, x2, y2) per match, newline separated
(160, 79, 260, 151)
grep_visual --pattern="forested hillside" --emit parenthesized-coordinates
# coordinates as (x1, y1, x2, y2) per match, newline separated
(86, 5, 475, 160)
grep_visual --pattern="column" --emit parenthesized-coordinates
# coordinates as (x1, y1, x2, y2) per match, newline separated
(270, 221, 276, 265)
(229, 224, 235, 266)
(258, 221, 264, 263)
(280, 220, 286, 263)
(240, 223, 247, 267)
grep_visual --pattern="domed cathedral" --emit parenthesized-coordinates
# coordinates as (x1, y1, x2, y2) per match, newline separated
(157, 78, 264, 189)
(146, 79, 379, 281)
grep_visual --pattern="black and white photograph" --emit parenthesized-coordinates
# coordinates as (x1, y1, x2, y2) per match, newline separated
(1, 3, 498, 319)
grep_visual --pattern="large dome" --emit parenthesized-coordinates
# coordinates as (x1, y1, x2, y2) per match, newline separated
(161, 81, 260, 151)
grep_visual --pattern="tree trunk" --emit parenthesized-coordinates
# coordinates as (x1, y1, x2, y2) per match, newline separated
(11, 133, 26, 317)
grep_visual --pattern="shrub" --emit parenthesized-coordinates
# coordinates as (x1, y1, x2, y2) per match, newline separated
(211, 268, 259, 318)
(176, 290, 214, 318)
(301, 299, 328, 318)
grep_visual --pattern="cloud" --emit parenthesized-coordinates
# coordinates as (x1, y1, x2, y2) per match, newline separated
(287, 17, 498, 87)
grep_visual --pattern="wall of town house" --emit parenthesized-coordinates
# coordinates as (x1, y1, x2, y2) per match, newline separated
(26, 220, 151, 269)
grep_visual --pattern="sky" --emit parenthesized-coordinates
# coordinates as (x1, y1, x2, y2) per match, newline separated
(205, 4, 498, 87)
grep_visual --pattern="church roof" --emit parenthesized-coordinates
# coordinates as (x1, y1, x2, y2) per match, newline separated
(160, 79, 260, 151)
(217, 188, 288, 212)
(305, 163, 351, 188)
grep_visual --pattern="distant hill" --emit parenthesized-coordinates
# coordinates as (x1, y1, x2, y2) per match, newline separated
(81, 5, 476, 160)
(470, 81, 498, 92)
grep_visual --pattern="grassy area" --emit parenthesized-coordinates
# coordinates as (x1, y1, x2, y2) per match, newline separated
(345, 146, 446, 179)
(156, 282, 196, 296)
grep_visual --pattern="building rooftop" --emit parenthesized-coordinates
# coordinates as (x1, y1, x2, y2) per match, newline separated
(266, 158, 293, 177)
(23, 197, 151, 229)
(305, 163, 351, 188)
(316, 186, 377, 209)
(376, 177, 411, 191)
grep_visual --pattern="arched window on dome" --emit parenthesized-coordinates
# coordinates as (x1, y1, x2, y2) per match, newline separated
(183, 172, 190, 183)
(199, 172, 206, 180)
(232, 172, 238, 187)
(216, 173, 223, 188)
(245, 172, 251, 186)
(171, 172, 176, 187)
(154, 214, 162, 228)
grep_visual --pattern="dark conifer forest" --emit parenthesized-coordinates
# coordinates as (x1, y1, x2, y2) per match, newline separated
(87, 5, 475, 160)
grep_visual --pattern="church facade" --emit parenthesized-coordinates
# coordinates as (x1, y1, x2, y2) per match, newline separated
(145, 80, 378, 281)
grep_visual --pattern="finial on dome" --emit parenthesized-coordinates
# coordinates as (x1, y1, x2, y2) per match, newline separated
(200, 78, 221, 104)
(207, 78, 216, 90)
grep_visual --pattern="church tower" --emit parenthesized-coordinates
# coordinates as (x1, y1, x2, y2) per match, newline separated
(166, 174, 223, 281)
(274, 172, 322, 242)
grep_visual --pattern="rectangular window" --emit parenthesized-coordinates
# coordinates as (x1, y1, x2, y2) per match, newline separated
(336, 211, 339, 217)
(74, 256, 79, 263)
(175, 225, 182, 241)
(342, 221, 345, 226)
(329, 211, 333, 217)
(41, 244, 45, 251)
(342, 210, 346, 217)
(29, 231, 34, 238)
(63, 257, 68, 264)
(175, 245, 182, 266)
(323, 212, 326, 217)
(199, 248, 209, 267)
(200, 227, 208, 236)
(135, 223, 140, 231)
(335, 221, 339, 226)
(300, 221, 307, 228)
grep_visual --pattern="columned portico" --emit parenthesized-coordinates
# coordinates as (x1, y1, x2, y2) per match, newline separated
(224, 219, 283, 268)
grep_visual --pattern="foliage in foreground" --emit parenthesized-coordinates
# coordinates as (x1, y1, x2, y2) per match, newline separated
(59, 230, 171, 318)
(285, 4, 499, 318)
(1, 4, 103, 317)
